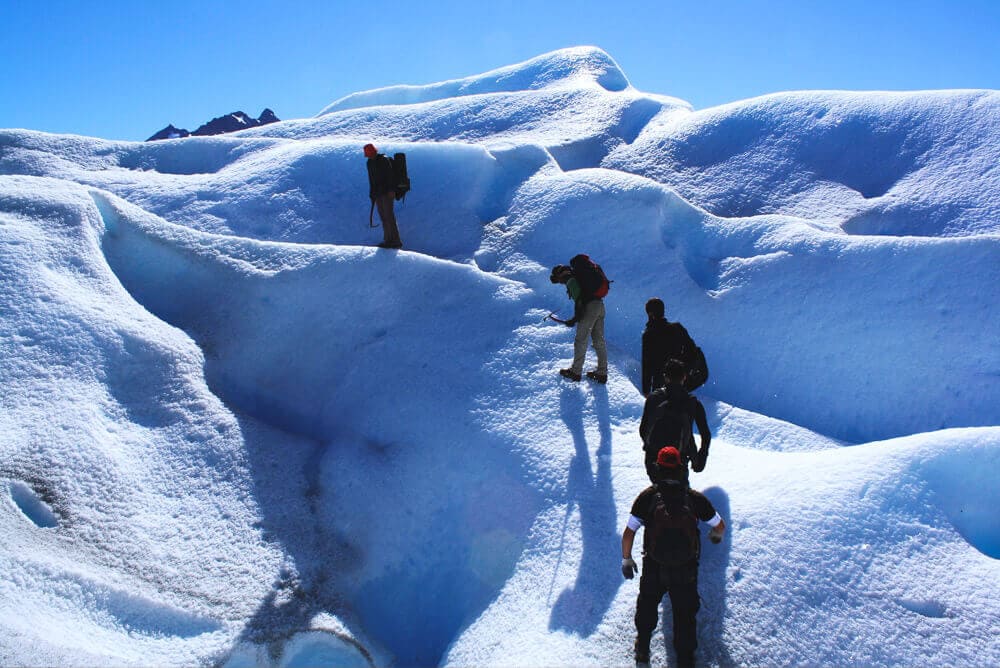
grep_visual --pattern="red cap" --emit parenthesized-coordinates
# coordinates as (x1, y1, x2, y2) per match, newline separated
(656, 446, 681, 469)
(363, 143, 378, 158)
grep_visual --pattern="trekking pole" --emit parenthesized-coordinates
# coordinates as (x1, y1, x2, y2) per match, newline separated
(369, 199, 379, 228)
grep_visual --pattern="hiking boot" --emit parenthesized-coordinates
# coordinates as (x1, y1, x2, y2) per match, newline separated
(586, 370, 607, 384)
(559, 368, 582, 381)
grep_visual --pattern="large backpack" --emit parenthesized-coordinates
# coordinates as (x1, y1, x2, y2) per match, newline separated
(644, 481, 700, 566)
(568, 254, 610, 300)
(683, 344, 709, 392)
(643, 390, 695, 465)
(391, 152, 410, 201)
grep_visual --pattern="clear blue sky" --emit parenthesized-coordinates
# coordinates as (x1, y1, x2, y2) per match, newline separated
(2, 0, 998, 141)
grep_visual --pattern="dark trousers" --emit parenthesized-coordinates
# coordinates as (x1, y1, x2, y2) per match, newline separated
(635, 558, 700, 665)
(375, 191, 401, 245)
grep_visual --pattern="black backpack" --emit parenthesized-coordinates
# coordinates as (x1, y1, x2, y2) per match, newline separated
(643, 389, 695, 464)
(645, 481, 700, 566)
(391, 152, 410, 201)
(683, 344, 709, 392)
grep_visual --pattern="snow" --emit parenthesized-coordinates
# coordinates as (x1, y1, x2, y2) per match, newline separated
(1, 46, 998, 667)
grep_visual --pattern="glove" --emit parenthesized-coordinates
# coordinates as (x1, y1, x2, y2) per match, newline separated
(692, 446, 708, 473)
(621, 557, 638, 579)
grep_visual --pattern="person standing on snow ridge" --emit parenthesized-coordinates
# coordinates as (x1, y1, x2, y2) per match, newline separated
(641, 298, 706, 396)
(621, 446, 726, 668)
(364, 143, 403, 249)
(549, 263, 608, 383)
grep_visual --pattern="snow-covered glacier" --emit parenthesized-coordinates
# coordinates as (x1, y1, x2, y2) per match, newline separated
(1, 47, 998, 667)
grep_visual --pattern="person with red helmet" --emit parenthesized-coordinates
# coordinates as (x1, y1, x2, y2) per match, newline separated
(621, 446, 726, 668)
(364, 143, 403, 249)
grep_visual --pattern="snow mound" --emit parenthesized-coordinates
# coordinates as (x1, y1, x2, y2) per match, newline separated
(318, 46, 632, 114)
(605, 90, 1000, 236)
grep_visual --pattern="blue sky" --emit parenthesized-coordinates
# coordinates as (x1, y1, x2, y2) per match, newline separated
(2, 0, 998, 141)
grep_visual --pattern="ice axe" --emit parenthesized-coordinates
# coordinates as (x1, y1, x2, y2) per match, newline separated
(545, 312, 569, 325)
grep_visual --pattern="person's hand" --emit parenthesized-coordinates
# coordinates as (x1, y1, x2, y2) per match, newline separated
(622, 557, 638, 579)
(564, 319, 576, 327)
(709, 527, 723, 544)
(692, 446, 708, 473)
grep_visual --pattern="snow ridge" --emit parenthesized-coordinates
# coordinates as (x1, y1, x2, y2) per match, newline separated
(317, 46, 631, 114)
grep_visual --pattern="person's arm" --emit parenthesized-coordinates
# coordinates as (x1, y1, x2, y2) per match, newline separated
(622, 526, 636, 560)
(707, 517, 726, 544)
(565, 278, 583, 325)
(641, 331, 652, 396)
(621, 516, 642, 578)
(371, 155, 394, 196)
(691, 399, 711, 472)
(690, 491, 726, 543)
(367, 160, 377, 200)
(638, 394, 657, 443)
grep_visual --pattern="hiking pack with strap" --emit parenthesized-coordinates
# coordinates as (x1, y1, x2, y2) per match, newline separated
(644, 389, 695, 464)
(645, 479, 700, 566)
(569, 254, 610, 300)
(683, 344, 709, 392)
(390, 152, 410, 202)
(369, 153, 411, 227)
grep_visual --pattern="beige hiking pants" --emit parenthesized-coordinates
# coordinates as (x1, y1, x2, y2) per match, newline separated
(572, 299, 608, 375)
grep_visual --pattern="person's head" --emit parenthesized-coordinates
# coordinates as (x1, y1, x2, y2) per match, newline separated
(645, 298, 665, 320)
(549, 265, 572, 284)
(363, 143, 378, 158)
(663, 358, 687, 384)
(654, 446, 688, 486)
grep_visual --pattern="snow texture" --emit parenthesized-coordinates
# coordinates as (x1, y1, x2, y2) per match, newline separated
(0, 46, 998, 667)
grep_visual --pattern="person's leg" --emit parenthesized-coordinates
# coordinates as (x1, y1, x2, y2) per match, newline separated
(665, 565, 700, 668)
(572, 300, 600, 374)
(376, 192, 401, 246)
(590, 300, 608, 374)
(634, 560, 667, 663)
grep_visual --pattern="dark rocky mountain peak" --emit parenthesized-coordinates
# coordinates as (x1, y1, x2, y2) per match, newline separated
(146, 124, 191, 141)
(147, 109, 280, 141)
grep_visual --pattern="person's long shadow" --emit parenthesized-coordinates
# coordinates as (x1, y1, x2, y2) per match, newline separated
(548, 385, 621, 636)
(686, 485, 734, 667)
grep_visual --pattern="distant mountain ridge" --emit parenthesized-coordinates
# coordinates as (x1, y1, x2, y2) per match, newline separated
(147, 109, 279, 141)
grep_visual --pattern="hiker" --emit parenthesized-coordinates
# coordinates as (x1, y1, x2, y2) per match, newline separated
(639, 359, 710, 482)
(364, 143, 403, 249)
(641, 298, 708, 395)
(549, 259, 608, 383)
(621, 446, 726, 668)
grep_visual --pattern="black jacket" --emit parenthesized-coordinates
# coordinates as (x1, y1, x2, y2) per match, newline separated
(367, 154, 395, 199)
(638, 383, 711, 471)
(641, 318, 696, 396)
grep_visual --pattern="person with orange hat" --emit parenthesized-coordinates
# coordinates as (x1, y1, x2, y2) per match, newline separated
(621, 446, 726, 668)
(364, 143, 403, 248)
